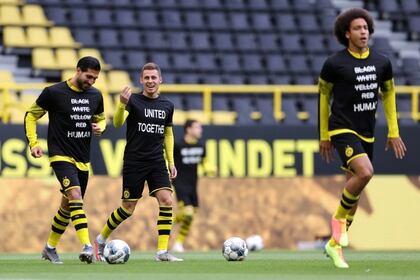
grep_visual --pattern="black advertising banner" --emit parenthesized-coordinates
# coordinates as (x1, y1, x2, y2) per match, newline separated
(0, 124, 418, 177)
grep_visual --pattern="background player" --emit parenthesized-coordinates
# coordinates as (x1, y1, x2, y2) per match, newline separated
(171, 119, 215, 252)
(24, 56, 106, 264)
(94, 62, 183, 262)
(318, 8, 406, 268)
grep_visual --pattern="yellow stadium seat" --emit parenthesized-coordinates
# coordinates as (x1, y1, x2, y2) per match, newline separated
(107, 70, 132, 93)
(212, 111, 237, 125)
(3, 26, 27, 48)
(78, 48, 111, 70)
(93, 71, 109, 93)
(61, 69, 74, 81)
(186, 110, 211, 125)
(0, 70, 16, 121)
(0, 70, 14, 83)
(49, 27, 81, 48)
(22, 4, 53, 26)
(56, 48, 79, 69)
(173, 110, 187, 125)
(32, 48, 57, 70)
(26, 26, 50, 47)
(20, 91, 38, 108)
(0, 0, 24, 4)
(0, 5, 22, 25)
(8, 106, 26, 124)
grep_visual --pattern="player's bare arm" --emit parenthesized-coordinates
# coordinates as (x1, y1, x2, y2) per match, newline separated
(385, 137, 407, 159)
(319, 140, 335, 163)
(120, 86, 132, 105)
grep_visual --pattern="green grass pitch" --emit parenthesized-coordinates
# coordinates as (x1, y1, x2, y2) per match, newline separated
(1, 250, 420, 280)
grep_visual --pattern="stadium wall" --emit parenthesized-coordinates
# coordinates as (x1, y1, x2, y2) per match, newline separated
(0, 175, 419, 252)
(0, 124, 418, 176)
(1, 124, 419, 251)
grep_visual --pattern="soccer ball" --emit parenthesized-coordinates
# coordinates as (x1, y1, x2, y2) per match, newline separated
(222, 237, 248, 261)
(103, 239, 131, 264)
(246, 235, 264, 252)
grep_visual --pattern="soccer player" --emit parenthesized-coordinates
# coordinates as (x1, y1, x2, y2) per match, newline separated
(24, 56, 106, 264)
(318, 8, 406, 268)
(94, 62, 183, 262)
(171, 119, 212, 252)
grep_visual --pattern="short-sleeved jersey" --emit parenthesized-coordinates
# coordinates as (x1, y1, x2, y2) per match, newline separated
(172, 140, 205, 190)
(320, 49, 393, 138)
(123, 93, 174, 164)
(36, 81, 104, 163)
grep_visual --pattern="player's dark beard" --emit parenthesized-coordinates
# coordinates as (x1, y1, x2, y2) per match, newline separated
(77, 78, 90, 91)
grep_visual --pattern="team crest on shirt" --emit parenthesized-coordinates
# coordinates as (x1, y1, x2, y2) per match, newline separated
(345, 145, 354, 158)
(123, 189, 130, 199)
(62, 177, 70, 187)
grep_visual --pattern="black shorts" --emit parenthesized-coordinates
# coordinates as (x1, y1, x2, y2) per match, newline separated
(51, 161, 89, 197)
(331, 133, 373, 172)
(122, 160, 172, 200)
(174, 184, 198, 207)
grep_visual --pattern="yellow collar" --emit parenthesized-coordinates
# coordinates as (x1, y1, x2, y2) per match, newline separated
(347, 48, 370, 59)
(66, 79, 83, 92)
(185, 136, 198, 144)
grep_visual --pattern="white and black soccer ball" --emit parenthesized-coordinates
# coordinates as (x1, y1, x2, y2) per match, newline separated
(245, 234, 264, 252)
(222, 237, 248, 261)
(103, 239, 131, 264)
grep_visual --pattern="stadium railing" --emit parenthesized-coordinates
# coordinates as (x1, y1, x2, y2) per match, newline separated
(1, 82, 419, 124)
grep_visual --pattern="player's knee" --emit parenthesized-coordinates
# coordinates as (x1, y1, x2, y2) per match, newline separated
(159, 196, 172, 206)
(156, 190, 173, 206)
(122, 201, 137, 213)
(66, 187, 82, 201)
(357, 167, 374, 184)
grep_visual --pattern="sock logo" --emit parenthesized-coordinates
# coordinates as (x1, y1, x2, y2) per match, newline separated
(345, 145, 354, 158)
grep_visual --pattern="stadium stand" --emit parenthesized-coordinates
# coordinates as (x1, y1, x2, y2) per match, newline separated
(1, 0, 420, 125)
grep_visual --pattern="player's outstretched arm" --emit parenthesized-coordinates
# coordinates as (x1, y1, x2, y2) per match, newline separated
(385, 137, 406, 159)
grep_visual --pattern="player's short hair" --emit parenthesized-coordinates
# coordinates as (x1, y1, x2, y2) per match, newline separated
(77, 56, 101, 72)
(184, 119, 198, 134)
(334, 8, 374, 47)
(141, 62, 162, 77)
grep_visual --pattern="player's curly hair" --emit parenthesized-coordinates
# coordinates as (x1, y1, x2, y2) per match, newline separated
(334, 8, 374, 47)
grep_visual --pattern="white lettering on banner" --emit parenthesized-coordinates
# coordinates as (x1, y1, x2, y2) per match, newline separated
(354, 101, 377, 112)
(137, 122, 164, 134)
(144, 109, 166, 119)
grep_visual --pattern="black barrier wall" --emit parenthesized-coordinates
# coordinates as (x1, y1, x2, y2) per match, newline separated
(1, 124, 418, 177)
